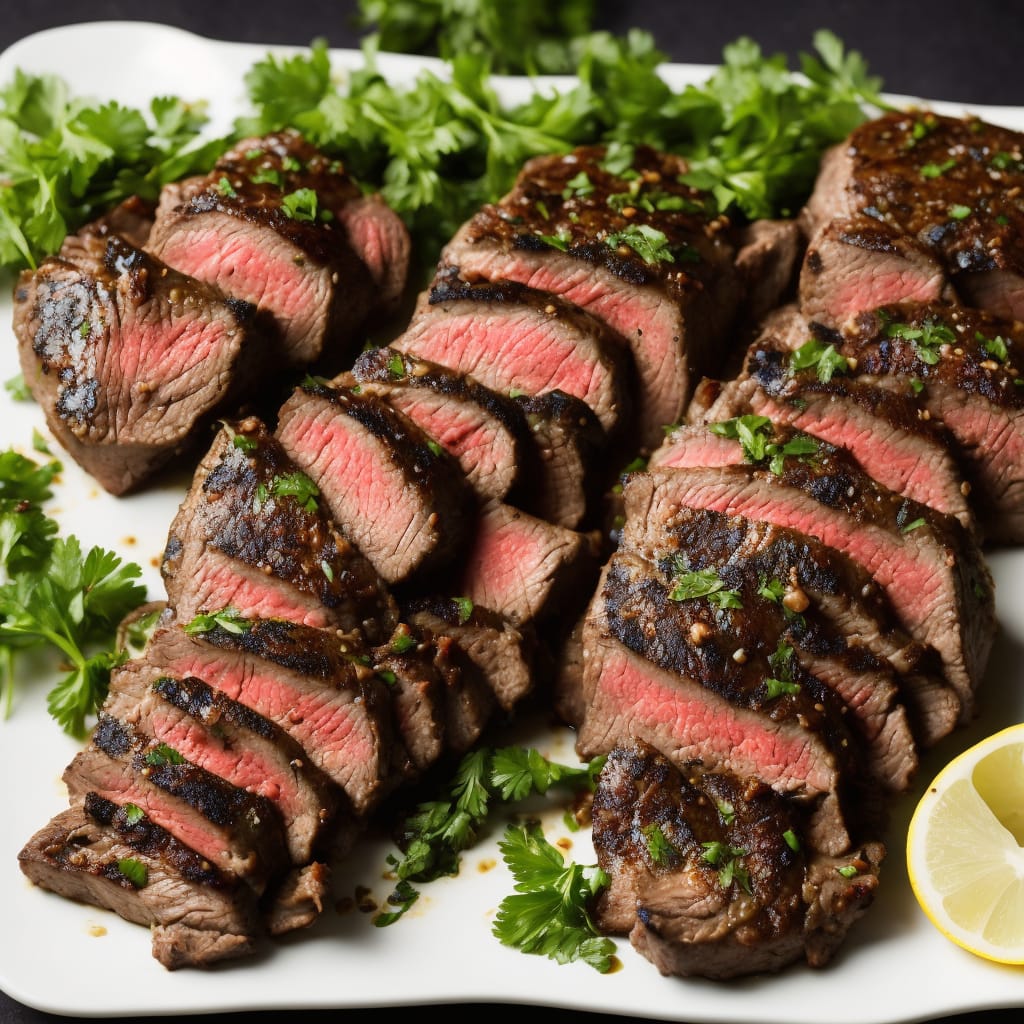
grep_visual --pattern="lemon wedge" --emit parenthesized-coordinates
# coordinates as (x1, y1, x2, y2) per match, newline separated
(906, 723, 1024, 964)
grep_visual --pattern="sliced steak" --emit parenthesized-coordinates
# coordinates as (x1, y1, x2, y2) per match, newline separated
(162, 418, 398, 642)
(18, 795, 259, 970)
(646, 424, 994, 716)
(453, 499, 599, 630)
(618, 492, 960, 748)
(691, 330, 974, 530)
(103, 659, 341, 866)
(603, 546, 918, 792)
(396, 269, 633, 439)
(733, 218, 805, 329)
(12, 231, 268, 495)
(148, 151, 375, 370)
(275, 378, 475, 586)
(815, 303, 1024, 545)
(143, 620, 404, 816)
(441, 144, 740, 448)
(592, 743, 883, 979)
(799, 215, 953, 327)
(403, 594, 535, 714)
(214, 130, 411, 317)
(350, 345, 540, 506)
(63, 714, 288, 890)
(512, 389, 608, 529)
(803, 111, 1024, 321)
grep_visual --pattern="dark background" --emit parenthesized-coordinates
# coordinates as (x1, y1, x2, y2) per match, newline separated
(1, 3, 1022, 1024)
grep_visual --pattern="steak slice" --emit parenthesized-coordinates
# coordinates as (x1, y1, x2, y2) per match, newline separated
(162, 418, 398, 643)
(604, 544, 918, 792)
(63, 714, 289, 890)
(18, 795, 259, 970)
(395, 269, 633, 439)
(619, 492, 960, 749)
(103, 659, 342, 866)
(576, 557, 866, 856)
(350, 345, 540, 506)
(512, 389, 608, 530)
(803, 111, 1024, 321)
(813, 303, 1024, 545)
(148, 151, 375, 370)
(799, 215, 953, 327)
(441, 144, 740, 449)
(691, 322, 974, 529)
(213, 130, 411, 318)
(275, 378, 475, 586)
(143, 620, 404, 816)
(12, 231, 268, 495)
(732, 218, 804, 328)
(646, 423, 994, 717)
(592, 743, 884, 980)
(453, 499, 599, 630)
(403, 594, 535, 714)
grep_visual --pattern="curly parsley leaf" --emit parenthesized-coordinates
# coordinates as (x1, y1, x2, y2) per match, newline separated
(492, 822, 614, 972)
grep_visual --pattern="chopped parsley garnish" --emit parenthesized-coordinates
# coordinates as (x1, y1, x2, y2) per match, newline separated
(765, 639, 801, 700)
(599, 141, 637, 177)
(901, 517, 927, 533)
(605, 223, 675, 264)
(250, 167, 284, 187)
(232, 433, 259, 453)
(389, 629, 417, 654)
(183, 608, 251, 635)
(789, 337, 849, 383)
(948, 203, 972, 220)
(144, 742, 186, 767)
(919, 159, 955, 179)
(783, 829, 801, 852)
(709, 416, 819, 474)
(535, 229, 571, 251)
(123, 803, 145, 826)
(837, 864, 860, 878)
(270, 471, 320, 513)
(757, 576, 786, 603)
(701, 841, 752, 893)
(280, 187, 321, 222)
(716, 799, 736, 826)
(641, 823, 678, 865)
(216, 176, 237, 198)
(4, 375, 31, 402)
(978, 331, 1009, 362)
(452, 596, 474, 624)
(387, 352, 406, 377)
(562, 171, 594, 198)
(884, 319, 956, 366)
(116, 857, 149, 888)
(668, 562, 742, 609)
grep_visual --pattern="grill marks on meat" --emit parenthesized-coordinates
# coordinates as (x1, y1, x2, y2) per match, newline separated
(276, 379, 475, 587)
(812, 303, 1024, 544)
(12, 232, 268, 495)
(161, 418, 397, 641)
(396, 270, 634, 441)
(18, 796, 260, 970)
(144, 621, 404, 817)
(801, 111, 1024, 323)
(440, 144, 740, 449)
(691, 311, 975, 531)
(648, 424, 994, 717)
(592, 743, 883, 979)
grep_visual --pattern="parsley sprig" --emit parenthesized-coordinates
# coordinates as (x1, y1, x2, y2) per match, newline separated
(709, 415, 820, 474)
(378, 745, 606, 944)
(492, 822, 615, 972)
(0, 448, 147, 735)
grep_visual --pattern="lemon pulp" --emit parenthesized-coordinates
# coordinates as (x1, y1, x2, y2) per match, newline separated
(906, 724, 1024, 964)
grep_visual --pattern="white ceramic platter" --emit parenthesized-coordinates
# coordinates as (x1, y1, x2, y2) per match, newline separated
(0, 21, 1022, 1022)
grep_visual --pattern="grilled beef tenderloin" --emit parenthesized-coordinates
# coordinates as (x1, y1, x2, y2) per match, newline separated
(162, 418, 398, 642)
(142, 620, 407, 817)
(18, 795, 261, 970)
(802, 111, 1024, 322)
(351, 345, 541, 507)
(617, 491, 960, 749)
(592, 742, 884, 980)
(440, 144, 740, 450)
(396, 269, 634, 441)
(647, 424, 994, 718)
(690, 310, 975, 532)
(62, 713, 289, 891)
(275, 378, 476, 587)
(12, 231, 270, 495)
